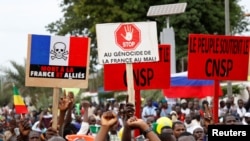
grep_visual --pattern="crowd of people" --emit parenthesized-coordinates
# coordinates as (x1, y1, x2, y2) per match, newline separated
(0, 87, 250, 141)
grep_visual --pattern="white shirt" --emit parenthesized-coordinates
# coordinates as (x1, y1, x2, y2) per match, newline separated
(141, 106, 156, 121)
(237, 107, 246, 118)
(77, 121, 90, 135)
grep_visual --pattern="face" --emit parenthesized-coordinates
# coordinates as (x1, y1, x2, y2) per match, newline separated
(193, 128, 204, 141)
(238, 100, 244, 108)
(88, 116, 96, 125)
(245, 117, 250, 124)
(147, 99, 153, 106)
(188, 101, 193, 109)
(185, 115, 192, 124)
(173, 124, 185, 138)
(193, 101, 199, 110)
(225, 115, 236, 125)
(175, 106, 181, 113)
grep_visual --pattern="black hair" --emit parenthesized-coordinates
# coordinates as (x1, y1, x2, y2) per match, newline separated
(178, 131, 194, 140)
(161, 125, 172, 132)
(63, 123, 78, 139)
(158, 132, 175, 141)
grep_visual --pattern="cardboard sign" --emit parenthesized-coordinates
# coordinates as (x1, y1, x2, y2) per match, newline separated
(188, 34, 250, 80)
(104, 44, 170, 90)
(25, 34, 91, 88)
(96, 22, 159, 64)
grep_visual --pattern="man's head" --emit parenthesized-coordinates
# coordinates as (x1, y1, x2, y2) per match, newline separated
(192, 126, 204, 141)
(162, 99, 168, 108)
(185, 114, 192, 124)
(28, 131, 41, 141)
(180, 99, 187, 108)
(223, 114, 237, 125)
(161, 126, 173, 134)
(178, 132, 195, 141)
(237, 99, 244, 108)
(147, 98, 153, 107)
(158, 132, 176, 141)
(172, 121, 185, 139)
(88, 115, 96, 125)
(244, 112, 250, 124)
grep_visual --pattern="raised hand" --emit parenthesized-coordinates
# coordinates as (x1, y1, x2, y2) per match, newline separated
(126, 116, 147, 130)
(101, 111, 118, 127)
(18, 119, 31, 136)
(121, 25, 134, 41)
(58, 90, 73, 111)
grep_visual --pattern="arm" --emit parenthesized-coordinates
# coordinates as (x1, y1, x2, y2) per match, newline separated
(82, 101, 89, 122)
(94, 111, 118, 141)
(126, 117, 160, 141)
(121, 122, 132, 141)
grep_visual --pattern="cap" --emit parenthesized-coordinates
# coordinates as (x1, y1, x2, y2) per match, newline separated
(181, 99, 187, 104)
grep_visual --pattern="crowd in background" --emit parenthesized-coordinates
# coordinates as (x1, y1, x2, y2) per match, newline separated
(0, 87, 250, 141)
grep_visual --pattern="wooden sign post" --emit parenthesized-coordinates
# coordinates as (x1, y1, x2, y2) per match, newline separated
(52, 87, 59, 129)
(126, 64, 135, 104)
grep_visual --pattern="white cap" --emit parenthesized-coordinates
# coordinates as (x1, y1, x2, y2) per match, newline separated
(181, 99, 187, 104)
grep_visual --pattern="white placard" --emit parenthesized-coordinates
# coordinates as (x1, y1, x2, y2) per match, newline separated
(96, 22, 159, 64)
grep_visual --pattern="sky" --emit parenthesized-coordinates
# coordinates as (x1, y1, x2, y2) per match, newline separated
(0, 0, 250, 69)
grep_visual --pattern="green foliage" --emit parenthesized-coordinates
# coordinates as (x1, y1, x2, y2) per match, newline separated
(98, 92, 115, 101)
(116, 94, 128, 102)
(82, 96, 92, 102)
(221, 84, 241, 97)
(141, 90, 164, 104)
(46, 0, 248, 74)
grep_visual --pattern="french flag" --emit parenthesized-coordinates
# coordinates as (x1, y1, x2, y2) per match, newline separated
(163, 71, 223, 98)
(30, 34, 89, 66)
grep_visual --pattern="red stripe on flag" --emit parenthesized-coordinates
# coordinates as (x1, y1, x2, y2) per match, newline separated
(163, 85, 223, 98)
(15, 105, 28, 114)
(68, 37, 89, 66)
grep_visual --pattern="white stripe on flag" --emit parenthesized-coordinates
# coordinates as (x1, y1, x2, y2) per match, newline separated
(49, 36, 70, 66)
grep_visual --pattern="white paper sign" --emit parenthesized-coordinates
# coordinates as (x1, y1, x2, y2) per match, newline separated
(96, 22, 159, 64)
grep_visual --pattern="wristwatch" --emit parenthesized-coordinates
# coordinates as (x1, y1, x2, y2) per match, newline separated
(143, 127, 153, 136)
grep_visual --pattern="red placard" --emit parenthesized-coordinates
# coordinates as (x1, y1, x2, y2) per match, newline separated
(188, 34, 250, 80)
(104, 44, 170, 91)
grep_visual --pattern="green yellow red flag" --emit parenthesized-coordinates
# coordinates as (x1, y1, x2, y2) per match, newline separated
(13, 85, 28, 114)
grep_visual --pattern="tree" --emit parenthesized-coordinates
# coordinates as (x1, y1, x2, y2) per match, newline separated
(46, 0, 248, 72)
(46, 0, 248, 98)
(0, 60, 53, 108)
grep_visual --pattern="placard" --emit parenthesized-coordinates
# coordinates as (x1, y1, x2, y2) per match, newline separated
(96, 22, 159, 64)
(188, 34, 250, 80)
(25, 34, 90, 88)
(104, 44, 170, 90)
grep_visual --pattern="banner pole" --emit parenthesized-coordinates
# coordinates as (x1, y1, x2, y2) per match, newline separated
(134, 89, 141, 137)
(52, 87, 59, 129)
(213, 80, 219, 124)
(126, 63, 135, 105)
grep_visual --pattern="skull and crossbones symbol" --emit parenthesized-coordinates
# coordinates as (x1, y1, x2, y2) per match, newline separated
(50, 42, 69, 60)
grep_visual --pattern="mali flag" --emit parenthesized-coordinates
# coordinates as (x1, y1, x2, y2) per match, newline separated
(13, 85, 28, 114)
